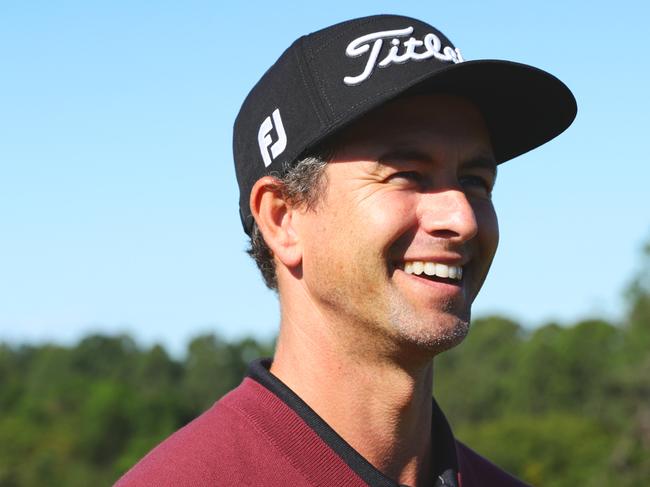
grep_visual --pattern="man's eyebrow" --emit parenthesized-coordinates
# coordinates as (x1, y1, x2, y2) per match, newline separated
(461, 155, 498, 177)
(376, 149, 433, 167)
(375, 149, 497, 176)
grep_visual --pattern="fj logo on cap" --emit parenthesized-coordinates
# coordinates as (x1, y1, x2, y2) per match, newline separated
(258, 108, 287, 167)
(343, 26, 464, 86)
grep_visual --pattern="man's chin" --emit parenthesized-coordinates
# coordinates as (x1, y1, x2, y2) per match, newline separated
(393, 316, 470, 359)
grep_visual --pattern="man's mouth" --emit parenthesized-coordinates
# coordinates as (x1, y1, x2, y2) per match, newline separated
(400, 261, 463, 282)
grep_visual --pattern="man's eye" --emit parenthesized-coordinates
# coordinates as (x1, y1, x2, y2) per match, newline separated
(460, 175, 493, 197)
(388, 171, 424, 184)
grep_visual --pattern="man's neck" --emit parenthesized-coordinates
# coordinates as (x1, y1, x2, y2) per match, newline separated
(270, 311, 435, 487)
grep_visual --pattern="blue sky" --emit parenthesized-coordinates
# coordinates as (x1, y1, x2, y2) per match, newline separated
(1, 0, 648, 355)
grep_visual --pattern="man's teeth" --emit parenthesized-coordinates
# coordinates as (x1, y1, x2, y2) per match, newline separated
(403, 261, 463, 280)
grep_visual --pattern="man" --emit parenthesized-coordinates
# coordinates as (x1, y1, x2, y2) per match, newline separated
(117, 14, 576, 487)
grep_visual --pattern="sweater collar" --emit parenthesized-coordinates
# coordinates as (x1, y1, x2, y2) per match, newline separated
(247, 358, 459, 487)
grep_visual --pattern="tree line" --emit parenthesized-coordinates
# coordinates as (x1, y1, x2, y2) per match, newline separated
(1, 243, 648, 486)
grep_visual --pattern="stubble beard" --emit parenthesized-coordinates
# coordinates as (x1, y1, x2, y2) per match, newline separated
(387, 292, 471, 356)
(310, 253, 471, 359)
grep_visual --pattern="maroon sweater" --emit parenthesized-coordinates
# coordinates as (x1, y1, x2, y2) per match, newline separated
(116, 360, 528, 487)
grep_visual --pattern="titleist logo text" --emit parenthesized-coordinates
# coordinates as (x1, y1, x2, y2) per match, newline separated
(343, 26, 464, 86)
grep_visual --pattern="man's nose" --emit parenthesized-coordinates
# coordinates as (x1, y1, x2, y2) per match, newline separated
(418, 189, 479, 242)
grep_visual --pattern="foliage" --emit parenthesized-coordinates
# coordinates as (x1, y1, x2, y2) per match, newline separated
(0, 334, 273, 486)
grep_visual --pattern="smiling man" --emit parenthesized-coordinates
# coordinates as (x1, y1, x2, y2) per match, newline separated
(117, 14, 576, 487)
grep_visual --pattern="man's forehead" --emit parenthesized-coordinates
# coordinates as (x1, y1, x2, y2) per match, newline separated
(336, 94, 490, 141)
(330, 94, 495, 163)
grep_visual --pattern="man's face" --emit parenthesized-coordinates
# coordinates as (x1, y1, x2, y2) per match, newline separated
(294, 94, 499, 355)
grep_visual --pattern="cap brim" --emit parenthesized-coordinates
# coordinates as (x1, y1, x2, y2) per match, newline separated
(411, 60, 577, 163)
(317, 60, 577, 165)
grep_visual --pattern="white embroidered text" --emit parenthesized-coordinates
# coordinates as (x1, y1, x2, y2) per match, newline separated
(343, 26, 464, 86)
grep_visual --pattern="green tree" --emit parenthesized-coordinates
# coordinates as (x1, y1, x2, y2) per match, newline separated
(435, 315, 524, 423)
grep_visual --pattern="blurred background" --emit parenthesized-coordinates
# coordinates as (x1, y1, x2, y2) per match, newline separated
(1, 1, 649, 485)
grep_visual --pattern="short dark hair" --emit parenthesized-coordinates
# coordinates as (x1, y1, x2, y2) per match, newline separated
(246, 150, 331, 290)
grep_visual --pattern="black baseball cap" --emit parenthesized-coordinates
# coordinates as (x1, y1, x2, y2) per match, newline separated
(233, 14, 577, 236)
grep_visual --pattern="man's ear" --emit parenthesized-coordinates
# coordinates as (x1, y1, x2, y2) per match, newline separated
(250, 176, 302, 268)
